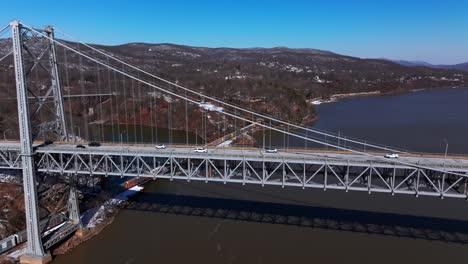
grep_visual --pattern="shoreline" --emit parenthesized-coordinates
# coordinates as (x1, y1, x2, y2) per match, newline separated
(309, 91, 381, 105)
(18, 186, 145, 260)
(309, 85, 467, 106)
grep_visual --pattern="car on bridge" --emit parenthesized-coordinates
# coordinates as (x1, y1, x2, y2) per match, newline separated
(265, 148, 278, 153)
(155, 144, 166, 149)
(385, 153, 399, 159)
(88, 142, 101, 147)
(194, 147, 208, 153)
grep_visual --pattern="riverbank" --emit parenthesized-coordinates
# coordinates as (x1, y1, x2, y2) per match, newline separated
(308, 91, 381, 105)
(0, 185, 145, 263)
(52, 185, 145, 256)
(308, 85, 466, 106)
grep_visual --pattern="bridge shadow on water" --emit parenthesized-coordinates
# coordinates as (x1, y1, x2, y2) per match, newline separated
(124, 192, 468, 244)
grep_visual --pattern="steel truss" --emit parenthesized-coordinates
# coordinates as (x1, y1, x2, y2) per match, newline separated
(13, 24, 68, 140)
(12, 149, 465, 199)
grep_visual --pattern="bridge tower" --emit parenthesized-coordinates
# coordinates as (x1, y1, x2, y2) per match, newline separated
(10, 20, 80, 263)
(44, 25, 69, 141)
(10, 19, 49, 264)
(44, 24, 81, 227)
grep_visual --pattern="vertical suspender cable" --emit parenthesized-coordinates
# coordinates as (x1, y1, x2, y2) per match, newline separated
(171, 100, 174, 144)
(269, 120, 272, 148)
(170, 100, 173, 144)
(137, 72, 143, 142)
(130, 78, 137, 143)
(234, 109, 237, 141)
(121, 65, 129, 142)
(106, 57, 115, 142)
(185, 88, 188, 145)
(77, 43, 89, 140)
(203, 110, 206, 145)
(95, 60, 105, 141)
(167, 100, 171, 144)
(154, 87, 159, 142)
(149, 81, 155, 144)
(62, 46, 74, 141)
(113, 70, 121, 143)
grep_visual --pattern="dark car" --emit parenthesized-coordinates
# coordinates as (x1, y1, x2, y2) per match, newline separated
(76, 145, 86, 149)
(43, 140, 54, 145)
(88, 142, 101, 147)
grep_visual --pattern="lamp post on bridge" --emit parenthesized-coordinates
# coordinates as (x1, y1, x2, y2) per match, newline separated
(262, 128, 265, 149)
(3, 129, 11, 141)
(74, 126, 81, 141)
(121, 130, 126, 149)
(444, 139, 449, 164)
(338, 130, 340, 148)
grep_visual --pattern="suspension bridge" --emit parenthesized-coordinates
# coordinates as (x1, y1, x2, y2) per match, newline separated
(0, 20, 467, 263)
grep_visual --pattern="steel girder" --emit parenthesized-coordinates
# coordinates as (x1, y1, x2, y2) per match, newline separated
(24, 150, 468, 199)
(0, 149, 22, 169)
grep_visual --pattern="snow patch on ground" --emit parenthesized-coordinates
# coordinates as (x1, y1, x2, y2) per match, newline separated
(83, 186, 144, 228)
(0, 174, 19, 184)
(199, 102, 224, 112)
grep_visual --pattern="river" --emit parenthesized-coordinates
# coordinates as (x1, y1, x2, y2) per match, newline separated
(54, 87, 468, 264)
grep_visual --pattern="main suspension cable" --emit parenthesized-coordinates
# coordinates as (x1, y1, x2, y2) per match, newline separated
(53, 27, 406, 154)
(0, 24, 10, 35)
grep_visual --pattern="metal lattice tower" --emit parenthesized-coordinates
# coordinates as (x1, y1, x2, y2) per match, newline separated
(10, 19, 46, 259)
(44, 25, 68, 141)
(10, 20, 79, 261)
(12, 22, 69, 141)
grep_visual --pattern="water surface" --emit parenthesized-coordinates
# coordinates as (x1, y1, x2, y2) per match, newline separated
(53, 87, 468, 264)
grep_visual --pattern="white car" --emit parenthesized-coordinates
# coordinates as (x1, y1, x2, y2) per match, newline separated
(194, 147, 208, 153)
(385, 153, 399, 159)
(265, 148, 278, 153)
(155, 144, 166, 149)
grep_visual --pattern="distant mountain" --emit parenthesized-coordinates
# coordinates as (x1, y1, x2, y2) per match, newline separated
(1, 39, 467, 98)
(389, 59, 468, 72)
(388, 60, 434, 67)
(1, 39, 468, 130)
(436, 62, 468, 72)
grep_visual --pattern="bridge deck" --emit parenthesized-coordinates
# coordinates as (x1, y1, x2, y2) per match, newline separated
(0, 142, 467, 172)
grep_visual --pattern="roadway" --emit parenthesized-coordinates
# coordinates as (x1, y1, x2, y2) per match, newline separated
(0, 141, 467, 173)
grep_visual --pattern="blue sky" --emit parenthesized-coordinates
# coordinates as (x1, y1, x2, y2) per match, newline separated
(2, 0, 468, 64)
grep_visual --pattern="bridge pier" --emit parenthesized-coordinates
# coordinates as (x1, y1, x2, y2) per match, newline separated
(68, 184, 84, 238)
(68, 185, 82, 226)
(19, 254, 52, 264)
